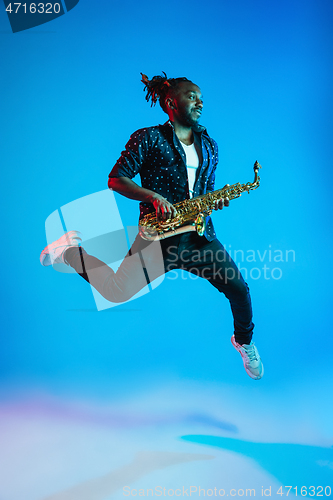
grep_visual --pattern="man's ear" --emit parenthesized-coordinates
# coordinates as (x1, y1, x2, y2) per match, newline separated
(166, 98, 176, 110)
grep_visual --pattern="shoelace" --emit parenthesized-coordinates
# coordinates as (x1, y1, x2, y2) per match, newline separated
(242, 344, 258, 362)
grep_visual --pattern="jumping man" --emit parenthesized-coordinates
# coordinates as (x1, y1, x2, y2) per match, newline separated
(40, 73, 264, 380)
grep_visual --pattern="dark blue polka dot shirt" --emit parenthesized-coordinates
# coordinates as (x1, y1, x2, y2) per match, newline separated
(109, 121, 219, 241)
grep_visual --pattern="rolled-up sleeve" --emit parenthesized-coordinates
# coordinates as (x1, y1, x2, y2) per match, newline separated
(109, 128, 149, 180)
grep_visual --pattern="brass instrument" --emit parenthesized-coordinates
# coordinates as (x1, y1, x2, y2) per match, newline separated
(139, 161, 262, 241)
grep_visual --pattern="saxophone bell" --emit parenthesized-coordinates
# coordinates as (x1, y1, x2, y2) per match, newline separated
(195, 213, 206, 236)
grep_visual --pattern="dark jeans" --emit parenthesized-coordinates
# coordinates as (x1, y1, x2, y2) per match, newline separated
(65, 232, 254, 344)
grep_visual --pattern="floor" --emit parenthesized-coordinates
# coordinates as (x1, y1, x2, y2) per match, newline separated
(0, 378, 332, 500)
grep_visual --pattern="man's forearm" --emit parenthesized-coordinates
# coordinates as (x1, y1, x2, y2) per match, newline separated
(108, 176, 156, 203)
(108, 176, 177, 219)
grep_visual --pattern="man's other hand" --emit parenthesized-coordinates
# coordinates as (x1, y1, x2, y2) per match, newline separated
(214, 197, 230, 210)
(214, 183, 230, 210)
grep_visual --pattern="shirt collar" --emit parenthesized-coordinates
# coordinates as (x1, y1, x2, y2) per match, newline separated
(163, 120, 207, 134)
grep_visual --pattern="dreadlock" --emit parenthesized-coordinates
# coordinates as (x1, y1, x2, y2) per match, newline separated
(141, 72, 192, 113)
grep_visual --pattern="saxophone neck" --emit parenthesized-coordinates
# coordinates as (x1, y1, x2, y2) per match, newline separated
(253, 160, 262, 183)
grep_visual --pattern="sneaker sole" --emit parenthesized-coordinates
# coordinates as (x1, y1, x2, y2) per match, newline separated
(231, 335, 264, 380)
(40, 231, 82, 266)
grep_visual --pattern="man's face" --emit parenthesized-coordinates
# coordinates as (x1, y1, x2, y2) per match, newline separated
(171, 82, 203, 126)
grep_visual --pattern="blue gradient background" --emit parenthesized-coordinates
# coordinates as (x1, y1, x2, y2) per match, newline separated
(0, 1, 333, 498)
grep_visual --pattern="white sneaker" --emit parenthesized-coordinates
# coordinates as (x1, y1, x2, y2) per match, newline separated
(40, 231, 82, 266)
(231, 335, 264, 380)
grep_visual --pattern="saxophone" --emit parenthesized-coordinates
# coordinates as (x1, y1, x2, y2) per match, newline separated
(139, 161, 262, 241)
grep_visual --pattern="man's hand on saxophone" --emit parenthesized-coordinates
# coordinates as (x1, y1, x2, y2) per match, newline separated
(213, 197, 230, 210)
(213, 184, 230, 211)
(151, 193, 178, 221)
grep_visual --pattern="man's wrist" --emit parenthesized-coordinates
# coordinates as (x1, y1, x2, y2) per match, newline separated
(144, 192, 160, 204)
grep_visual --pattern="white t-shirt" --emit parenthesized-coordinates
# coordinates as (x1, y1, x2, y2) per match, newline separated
(180, 141, 199, 198)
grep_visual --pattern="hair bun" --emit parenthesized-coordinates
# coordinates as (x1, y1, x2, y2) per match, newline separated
(140, 72, 191, 111)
